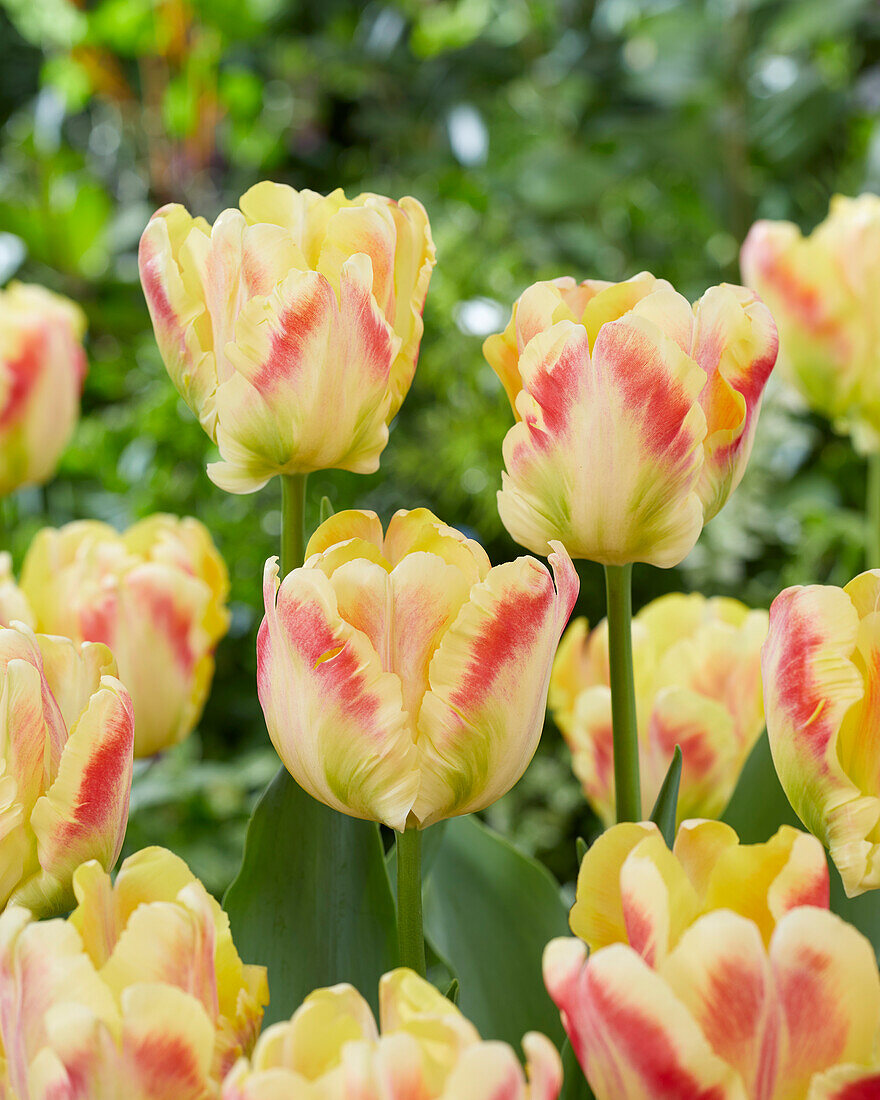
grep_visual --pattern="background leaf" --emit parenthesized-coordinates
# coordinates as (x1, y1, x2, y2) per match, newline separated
(224, 767, 398, 1022)
(421, 814, 569, 1048)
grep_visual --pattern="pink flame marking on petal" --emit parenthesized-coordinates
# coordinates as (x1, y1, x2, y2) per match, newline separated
(597, 322, 698, 464)
(769, 594, 835, 756)
(54, 697, 133, 841)
(587, 966, 730, 1100)
(621, 904, 657, 968)
(128, 1032, 208, 1096)
(528, 332, 584, 438)
(0, 328, 45, 430)
(780, 872, 830, 912)
(447, 572, 552, 714)
(777, 944, 849, 1077)
(832, 1077, 880, 1100)
(753, 248, 849, 356)
(136, 585, 197, 675)
(250, 277, 331, 394)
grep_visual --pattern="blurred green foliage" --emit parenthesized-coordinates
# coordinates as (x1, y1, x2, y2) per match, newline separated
(1, 0, 878, 896)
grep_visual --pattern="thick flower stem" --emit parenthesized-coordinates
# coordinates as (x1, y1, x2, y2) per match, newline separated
(867, 452, 880, 570)
(396, 827, 427, 976)
(604, 563, 641, 822)
(280, 473, 308, 578)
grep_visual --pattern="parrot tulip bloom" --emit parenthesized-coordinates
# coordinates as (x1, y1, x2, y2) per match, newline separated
(545, 820, 878, 1100)
(741, 194, 880, 452)
(0, 847, 269, 1098)
(138, 183, 436, 493)
(762, 570, 880, 897)
(484, 272, 778, 566)
(257, 508, 578, 829)
(221, 967, 561, 1100)
(0, 282, 87, 496)
(0, 624, 133, 916)
(550, 593, 768, 824)
(19, 515, 230, 758)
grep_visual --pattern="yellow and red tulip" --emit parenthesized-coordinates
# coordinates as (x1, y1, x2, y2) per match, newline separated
(483, 273, 778, 566)
(545, 820, 878, 1100)
(0, 551, 34, 628)
(221, 967, 561, 1100)
(550, 593, 768, 824)
(138, 184, 436, 493)
(0, 282, 87, 496)
(762, 570, 880, 897)
(0, 624, 133, 917)
(0, 847, 268, 1098)
(19, 515, 230, 758)
(257, 507, 578, 829)
(741, 194, 880, 452)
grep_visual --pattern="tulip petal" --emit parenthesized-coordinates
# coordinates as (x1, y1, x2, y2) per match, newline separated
(258, 557, 419, 830)
(762, 583, 877, 896)
(807, 1065, 880, 1100)
(569, 822, 659, 949)
(542, 937, 746, 1100)
(413, 546, 577, 826)
(771, 908, 880, 1097)
(617, 834, 701, 966)
(660, 912, 780, 1100)
(690, 285, 778, 520)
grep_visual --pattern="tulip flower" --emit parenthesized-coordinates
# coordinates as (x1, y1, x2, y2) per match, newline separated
(0, 623, 133, 916)
(0, 282, 87, 496)
(19, 515, 230, 758)
(762, 569, 880, 897)
(550, 593, 768, 824)
(0, 551, 34, 627)
(545, 819, 878, 1100)
(484, 271, 778, 568)
(221, 967, 561, 1100)
(257, 507, 578, 831)
(741, 194, 880, 454)
(0, 847, 269, 1098)
(139, 183, 436, 493)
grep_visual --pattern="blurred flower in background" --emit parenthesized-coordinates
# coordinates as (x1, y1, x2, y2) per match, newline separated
(742, 194, 880, 454)
(550, 593, 768, 824)
(19, 514, 229, 757)
(0, 281, 86, 496)
(0, 624, 133, 916)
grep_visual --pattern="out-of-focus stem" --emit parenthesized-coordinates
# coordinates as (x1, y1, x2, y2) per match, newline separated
(867, 452, 880, 570)
(604, 563, 641, 822)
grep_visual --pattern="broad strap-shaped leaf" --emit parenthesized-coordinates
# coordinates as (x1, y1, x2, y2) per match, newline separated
(421, 814, 569, 1048)
(223, 767, 398, 1022)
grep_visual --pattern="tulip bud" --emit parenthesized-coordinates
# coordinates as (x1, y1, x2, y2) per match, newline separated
(139, 184, 436, 493)
(545, 820, 877, 1100)
(0, 282, 87, 495)
(0, 847, 268, 1098)
(484, 272, 778, 567)
(0, 623, 133, 916)
(742, 194, 880, 452)
(763, 570, 880, 897)
(221, 967, 561, 1100)
(550, 593, 768, 825)
(257, 507, 578, 829)
(19, 515, 230, 758)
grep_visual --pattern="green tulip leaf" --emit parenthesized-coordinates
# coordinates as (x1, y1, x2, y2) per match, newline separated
(723, 732, 880, 955)
(421, 814, 569, 1048)
(224, 767, 398, 1022)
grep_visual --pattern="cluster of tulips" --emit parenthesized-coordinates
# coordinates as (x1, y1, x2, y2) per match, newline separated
(1, 180, 880, 1099)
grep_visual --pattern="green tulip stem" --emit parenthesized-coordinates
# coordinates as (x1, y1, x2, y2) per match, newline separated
(604, 563, 642, 822)
(867, 452, 880, 570)
(396, 827, 427, 976)
(280, 473, 308, 579)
